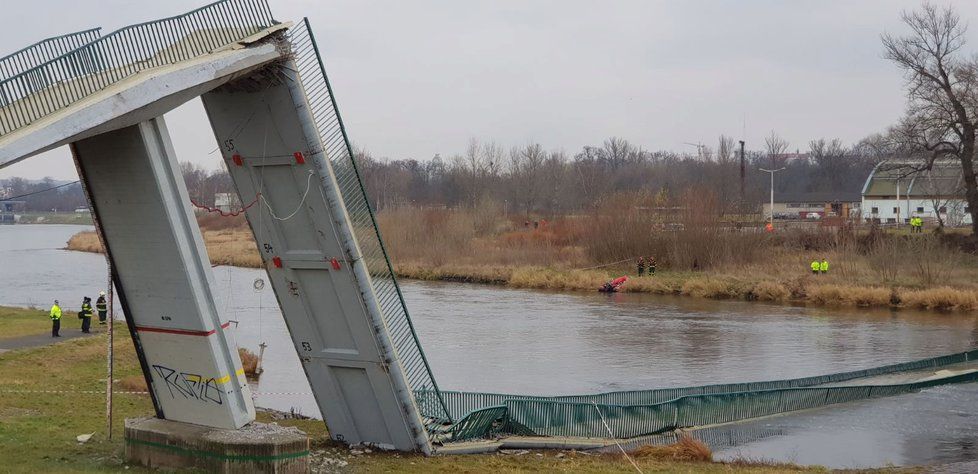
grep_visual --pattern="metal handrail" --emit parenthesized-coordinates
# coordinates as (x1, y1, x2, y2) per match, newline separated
(0, 28, 102, 82)
(0, 0, 275, 135)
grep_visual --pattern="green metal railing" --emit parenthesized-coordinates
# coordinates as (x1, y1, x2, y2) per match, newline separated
(0, 0, 275, 135)
(430, 348, 978, 422)
(288, 19, 453, 427)
(0, 29, 102, 82)
(416, 349, 978, 441)
(507, 370, 978, 439)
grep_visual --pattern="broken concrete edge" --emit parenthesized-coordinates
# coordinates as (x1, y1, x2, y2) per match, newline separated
(434, 436, 617, 455)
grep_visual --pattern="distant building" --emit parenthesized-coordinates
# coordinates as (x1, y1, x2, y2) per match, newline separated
(214, 193, 238, 212)
(0, 200, 25, 213)
(0, 200, 25, 224)
(762, 192, 861, 220)
(861, 160, 972, 226)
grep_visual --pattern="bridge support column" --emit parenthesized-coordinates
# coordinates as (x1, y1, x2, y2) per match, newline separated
(72, 117, 255, 429)
(200, 63, 431, 452)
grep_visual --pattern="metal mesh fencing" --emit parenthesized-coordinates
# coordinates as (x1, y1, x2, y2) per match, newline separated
(0, 0, 275, 135)
(287, 18, 452, 426)
(422, 349, 978, 441)
(435, 348, 978, 421)
(505, 369, 978, 439)
(0, 29, 102, 82)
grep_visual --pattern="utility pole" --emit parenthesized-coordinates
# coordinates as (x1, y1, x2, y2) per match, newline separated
(683, 142, 706, 160)
(739, 140, 746, 208)
(760, 167, 785, 225)
(105, 263, 114, 439)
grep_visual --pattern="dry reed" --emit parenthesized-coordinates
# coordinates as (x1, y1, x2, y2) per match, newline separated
(116, 375, 147, 393)
(239, 347, 260, 378)
(901, 287, 978, 311)
(631, 435, 712, 462)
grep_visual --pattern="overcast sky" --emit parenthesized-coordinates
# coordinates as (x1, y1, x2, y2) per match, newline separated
(3, 0, 978, 180)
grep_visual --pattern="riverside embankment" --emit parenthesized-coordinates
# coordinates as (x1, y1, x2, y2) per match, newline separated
(66, 219, 978, 312)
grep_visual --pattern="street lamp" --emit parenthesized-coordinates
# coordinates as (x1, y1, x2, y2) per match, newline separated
(759, 167, 785, 225)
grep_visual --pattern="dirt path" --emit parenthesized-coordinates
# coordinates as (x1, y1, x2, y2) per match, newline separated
(0, 327, 102, 354)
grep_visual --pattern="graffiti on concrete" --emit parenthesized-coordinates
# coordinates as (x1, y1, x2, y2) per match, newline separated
(152, 365, 225, 405)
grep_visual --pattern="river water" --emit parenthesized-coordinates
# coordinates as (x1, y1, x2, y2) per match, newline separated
(2, 224, 978, 468)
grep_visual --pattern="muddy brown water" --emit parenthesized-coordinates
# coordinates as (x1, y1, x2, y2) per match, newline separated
(3, 224, 978, 468)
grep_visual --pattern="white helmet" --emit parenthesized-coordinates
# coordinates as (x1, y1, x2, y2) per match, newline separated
(99, 290, 106, 296)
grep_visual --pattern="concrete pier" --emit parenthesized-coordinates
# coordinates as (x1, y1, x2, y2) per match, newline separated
(125, 417, 310, 473)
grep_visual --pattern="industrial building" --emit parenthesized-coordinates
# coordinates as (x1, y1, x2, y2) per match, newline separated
(861, 160, 972, 226)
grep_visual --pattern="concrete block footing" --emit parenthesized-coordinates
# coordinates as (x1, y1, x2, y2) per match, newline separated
(125, 417, 309, 473)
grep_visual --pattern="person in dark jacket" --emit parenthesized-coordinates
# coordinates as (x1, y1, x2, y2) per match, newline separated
(80, 296, 94, 333)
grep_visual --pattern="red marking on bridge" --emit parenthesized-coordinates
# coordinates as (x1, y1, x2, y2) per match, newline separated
(135, 321, 231, 337)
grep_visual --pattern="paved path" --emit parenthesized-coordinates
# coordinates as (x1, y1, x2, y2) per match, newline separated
(0, 327, 103, 354)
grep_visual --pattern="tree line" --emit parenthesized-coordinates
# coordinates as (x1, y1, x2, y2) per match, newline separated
(355, 135, 885, 216)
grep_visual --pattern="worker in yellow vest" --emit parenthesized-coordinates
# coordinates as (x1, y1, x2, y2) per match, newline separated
(50, 300, 62, 338)
(810, 259, 820, 275)
(820, 258, 829, 274)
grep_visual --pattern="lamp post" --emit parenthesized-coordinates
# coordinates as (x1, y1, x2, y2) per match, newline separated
(760, 167, 785, 225)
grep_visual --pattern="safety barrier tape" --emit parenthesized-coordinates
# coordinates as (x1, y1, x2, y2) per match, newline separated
(0, 389, 313, 396)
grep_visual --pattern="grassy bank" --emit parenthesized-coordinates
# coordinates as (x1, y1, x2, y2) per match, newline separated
(16, 211, 93, 225)
(0, 306, 53, 339)
(65, 207, 978, 313)
(0, 306, 822, 472)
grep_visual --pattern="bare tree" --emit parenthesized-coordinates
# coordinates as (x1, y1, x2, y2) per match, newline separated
(883, 2, 978, 236)
(716, 135, 735, 165)
(764, 131, 790, 168)
(917, 162, 967, 228)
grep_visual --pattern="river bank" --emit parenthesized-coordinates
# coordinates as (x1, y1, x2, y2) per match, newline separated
(67, 228, 978, 312)
(0, 306, 812, 473)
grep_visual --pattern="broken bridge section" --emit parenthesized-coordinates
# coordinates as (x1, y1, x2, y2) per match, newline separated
(0, 1, 448, 452)
(199, 20, 447, 450)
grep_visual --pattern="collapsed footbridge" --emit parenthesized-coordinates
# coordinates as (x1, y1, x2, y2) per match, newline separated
(2, 0, 977, 456)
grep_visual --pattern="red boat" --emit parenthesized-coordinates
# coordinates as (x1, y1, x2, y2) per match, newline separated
(599, 276, 628, 293)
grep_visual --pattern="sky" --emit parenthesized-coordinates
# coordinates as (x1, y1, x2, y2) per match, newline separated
(3, 0, 978, 180)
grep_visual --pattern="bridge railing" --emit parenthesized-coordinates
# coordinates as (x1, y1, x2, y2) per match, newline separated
(0, 29, 102, 83)
(433, 348, 978, 421)
(0, 0, 275, 136)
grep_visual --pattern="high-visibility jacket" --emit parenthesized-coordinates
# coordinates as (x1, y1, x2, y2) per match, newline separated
(810, 261, 819, 271)
(81, 303, 93, 318)
(50, 304, 62, 320)
(96, 297, 107, 312)
(820, 260, 829, 272)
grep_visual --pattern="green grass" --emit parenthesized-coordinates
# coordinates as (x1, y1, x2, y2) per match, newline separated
(0, 306, 53, 339)
(0, 306, 841, 472)
(0, 308, 321, 473)
(16, 212, 93, 225)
